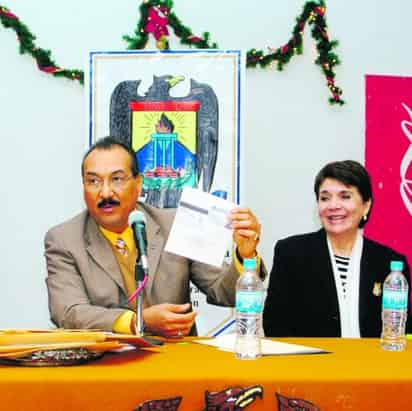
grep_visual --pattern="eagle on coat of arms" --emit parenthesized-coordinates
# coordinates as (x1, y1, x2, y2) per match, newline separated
(110, 74, 219, 208)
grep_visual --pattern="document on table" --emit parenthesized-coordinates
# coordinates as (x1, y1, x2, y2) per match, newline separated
(165, 187, 236, 267)
(195, 333, 329, 356)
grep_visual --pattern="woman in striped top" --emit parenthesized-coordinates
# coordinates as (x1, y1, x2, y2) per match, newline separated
(263, 160, 411, 337)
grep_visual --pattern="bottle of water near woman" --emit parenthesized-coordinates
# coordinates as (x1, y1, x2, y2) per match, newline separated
(235, 258, 264, 359)
(380, 261, 409, 351)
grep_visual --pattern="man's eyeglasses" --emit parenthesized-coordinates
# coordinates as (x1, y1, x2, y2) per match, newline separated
(83, 175, 134, 191)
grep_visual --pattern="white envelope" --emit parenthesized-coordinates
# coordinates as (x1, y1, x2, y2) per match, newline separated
(165, 187, 236, 267)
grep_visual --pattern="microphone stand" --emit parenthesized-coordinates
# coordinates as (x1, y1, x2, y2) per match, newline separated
(131, 249, 163, 345)
(128, 211, 162, 345)
(134, 262, 146, 336)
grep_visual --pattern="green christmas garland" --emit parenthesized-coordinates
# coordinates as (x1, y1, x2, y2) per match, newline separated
(0, 6, 83, 83)
(245, 2, 343, 104)
(0, 0, 343, 104)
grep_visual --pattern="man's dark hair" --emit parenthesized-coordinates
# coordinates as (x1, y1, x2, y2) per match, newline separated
(81, 136, 140, 177)
(314, 160, 373, 228)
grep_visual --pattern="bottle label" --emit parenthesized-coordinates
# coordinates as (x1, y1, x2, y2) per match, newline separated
(382, 290, 408, 310)
(236, 291, 263, 314)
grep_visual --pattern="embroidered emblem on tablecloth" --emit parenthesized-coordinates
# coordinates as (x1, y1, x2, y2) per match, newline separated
(132, 386, 263, 411)
(204, 385, 263, 411)
(133, 396, 182, 411)
(276, 392, 320, 411)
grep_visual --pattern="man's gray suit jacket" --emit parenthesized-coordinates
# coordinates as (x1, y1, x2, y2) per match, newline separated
(45, 203, 242, 332)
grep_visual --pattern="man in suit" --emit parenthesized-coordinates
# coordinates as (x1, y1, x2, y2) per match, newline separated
(45, 136, 263, 337)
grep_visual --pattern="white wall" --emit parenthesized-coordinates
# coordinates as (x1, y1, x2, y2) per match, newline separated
(1, 0, 411, 328)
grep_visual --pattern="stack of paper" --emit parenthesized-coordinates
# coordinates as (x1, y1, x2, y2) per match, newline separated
(195, 333, 328, 356)
(0, 329, 156, 363)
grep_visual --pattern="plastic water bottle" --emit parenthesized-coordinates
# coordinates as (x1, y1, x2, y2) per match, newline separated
(235, 258, 264, 359)
(380, 260, 409, 351)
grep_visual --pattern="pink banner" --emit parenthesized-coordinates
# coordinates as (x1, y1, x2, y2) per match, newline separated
(365, 74, 412, 275)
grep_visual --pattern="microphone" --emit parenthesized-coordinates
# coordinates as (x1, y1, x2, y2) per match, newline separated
(128, 210, 149, 281)
(128, 210, 149, 336)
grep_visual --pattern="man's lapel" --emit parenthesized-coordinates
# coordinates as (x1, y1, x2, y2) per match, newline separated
(140, 204, 167, 297)
(84, 214, 126, 294)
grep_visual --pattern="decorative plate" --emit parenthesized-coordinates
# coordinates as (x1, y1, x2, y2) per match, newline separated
(0, 347, 104, 366)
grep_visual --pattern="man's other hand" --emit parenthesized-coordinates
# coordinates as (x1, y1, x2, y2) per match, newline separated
(143, 303, 197, 338)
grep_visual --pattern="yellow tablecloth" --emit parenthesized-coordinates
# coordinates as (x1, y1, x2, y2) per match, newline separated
(0, 338, 411, 410)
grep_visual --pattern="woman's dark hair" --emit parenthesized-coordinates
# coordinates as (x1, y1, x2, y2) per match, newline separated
(81, 136, 139, 177)
(314, 160, 373, 228)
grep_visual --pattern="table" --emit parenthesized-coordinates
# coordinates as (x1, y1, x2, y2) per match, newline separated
(0, 338, 411, 410)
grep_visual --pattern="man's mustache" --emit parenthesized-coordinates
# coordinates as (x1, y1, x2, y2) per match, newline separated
(97, 198, 120, 208)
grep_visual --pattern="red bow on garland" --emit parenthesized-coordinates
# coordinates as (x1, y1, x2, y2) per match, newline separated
(145, 6, 169, 41)
(0, 8, 16, 19)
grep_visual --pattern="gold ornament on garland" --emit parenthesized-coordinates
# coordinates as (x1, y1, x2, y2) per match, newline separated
(0, 0, 343, 104)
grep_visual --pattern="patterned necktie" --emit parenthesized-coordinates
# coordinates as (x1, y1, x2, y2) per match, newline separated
(115, 237, 128, 256)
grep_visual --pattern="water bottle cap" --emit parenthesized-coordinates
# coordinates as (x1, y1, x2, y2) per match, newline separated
(243, 258, 257, 271)
(390, 260, 404, 271)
